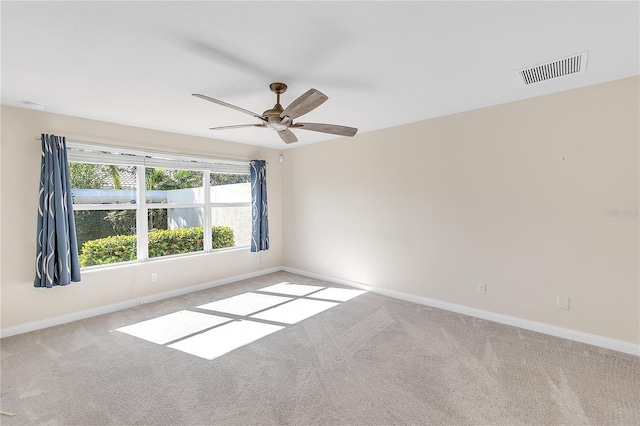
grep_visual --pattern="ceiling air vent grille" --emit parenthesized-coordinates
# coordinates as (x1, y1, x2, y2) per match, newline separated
(517, 52, 588, 85)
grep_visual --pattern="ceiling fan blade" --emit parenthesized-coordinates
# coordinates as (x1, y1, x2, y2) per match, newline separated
(280, 89, 328, 120)
(209, 124, 266, 130)
(293, 122, 358, 137)
(278, 128, 298, 144)
(193, 94, 265, 120)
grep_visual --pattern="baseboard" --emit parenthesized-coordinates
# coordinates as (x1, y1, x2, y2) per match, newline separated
(0, 267, 282, 339)
(5, 265, 638, 357)
(282, 267, 640, 357)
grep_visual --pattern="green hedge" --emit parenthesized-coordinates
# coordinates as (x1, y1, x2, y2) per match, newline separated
(79, 226, 235, 267)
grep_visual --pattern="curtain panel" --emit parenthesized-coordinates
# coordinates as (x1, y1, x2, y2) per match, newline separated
(250, 160, 269, 252)
(34, 134, 81, 287)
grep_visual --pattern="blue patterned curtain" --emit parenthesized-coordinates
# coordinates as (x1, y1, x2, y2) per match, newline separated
(250, 160, 269, 252)
(34, 134, 81, 288)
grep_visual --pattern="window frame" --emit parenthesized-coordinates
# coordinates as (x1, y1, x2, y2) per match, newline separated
(68, 142, 252, 269)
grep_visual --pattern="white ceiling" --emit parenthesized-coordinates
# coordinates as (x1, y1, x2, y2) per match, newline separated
(2, 1, 638, 150)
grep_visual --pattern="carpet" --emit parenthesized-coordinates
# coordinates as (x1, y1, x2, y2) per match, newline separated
(1, 271, 638, 425)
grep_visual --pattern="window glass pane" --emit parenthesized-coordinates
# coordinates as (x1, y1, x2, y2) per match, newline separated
(211, 206, 251, 247)
(75, 210, 137, 267)
(210, 173, 250, 187)
(210, 175, 251, 247)
(146, 168, 204, 204)
(148, 207, 205, 258)
(70, 163, 137, 204)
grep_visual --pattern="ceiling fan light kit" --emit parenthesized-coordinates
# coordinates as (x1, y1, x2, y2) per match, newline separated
(193, 82, 357, 144)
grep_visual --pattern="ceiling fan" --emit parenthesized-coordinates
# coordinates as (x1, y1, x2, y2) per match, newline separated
(192, 83, 357, 144)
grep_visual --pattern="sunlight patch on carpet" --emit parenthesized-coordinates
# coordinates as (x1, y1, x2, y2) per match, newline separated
(307, 288, 367, 302)
(251, 299, 338, 324)
(257, 282, 324, 296)
(114, 283, 368, 361)
(198, 292, 292, 316)
(167, 320, 283, 360)
(116, 310, 231, 344)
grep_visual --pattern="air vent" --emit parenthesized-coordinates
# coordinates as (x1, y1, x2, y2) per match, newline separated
(517, 52, 588, 85)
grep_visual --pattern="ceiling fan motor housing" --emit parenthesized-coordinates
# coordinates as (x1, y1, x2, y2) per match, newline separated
(263, 103, 289, 131)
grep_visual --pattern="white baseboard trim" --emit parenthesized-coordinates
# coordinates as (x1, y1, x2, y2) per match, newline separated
(282, 267, 640, 357)
(5, 265, 638, 357)
(0, 267, 282, 339)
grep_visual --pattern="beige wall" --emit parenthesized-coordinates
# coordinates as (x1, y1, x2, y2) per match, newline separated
(2, 77, 638, 345)
(0, 106, 283, 330)
(283, 77, 639, 345)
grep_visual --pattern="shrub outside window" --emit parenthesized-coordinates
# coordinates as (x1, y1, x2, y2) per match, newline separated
(68, 144, 251, 268)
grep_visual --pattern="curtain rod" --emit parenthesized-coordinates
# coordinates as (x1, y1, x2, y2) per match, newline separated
(33, 136, 266, 165)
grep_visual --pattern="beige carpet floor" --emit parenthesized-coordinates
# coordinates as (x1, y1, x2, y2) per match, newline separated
(1, 271, 638, 425)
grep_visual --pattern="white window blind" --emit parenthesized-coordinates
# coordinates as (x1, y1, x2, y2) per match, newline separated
(67, 142, 250, 174)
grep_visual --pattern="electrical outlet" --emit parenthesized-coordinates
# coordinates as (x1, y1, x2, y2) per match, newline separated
(477, 282, 486, 294)
(151, 273, 158, 282)
(557, 295, 570, 310)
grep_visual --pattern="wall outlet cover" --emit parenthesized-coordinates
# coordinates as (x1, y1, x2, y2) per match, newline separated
(557, 295, 570, 310)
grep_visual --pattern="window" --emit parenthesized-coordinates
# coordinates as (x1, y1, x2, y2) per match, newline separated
(68, 144, 251, 268)
(70, 162, 138, 265)
(210, 173, 251, 247)
(146, 167, 205, 259)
